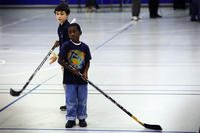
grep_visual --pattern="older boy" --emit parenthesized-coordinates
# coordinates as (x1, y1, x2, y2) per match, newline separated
(50, 3, 70, 111)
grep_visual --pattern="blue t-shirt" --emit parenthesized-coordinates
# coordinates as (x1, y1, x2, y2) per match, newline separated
(58, 20, 70, 51)
(59, 40, 92, 84)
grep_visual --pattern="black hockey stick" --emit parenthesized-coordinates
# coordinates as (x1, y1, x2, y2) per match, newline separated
(10, 18, 77, 97)
(87, 79, 162, 130)
(65, 65, 162, 130)
(10, 43, 58, 96)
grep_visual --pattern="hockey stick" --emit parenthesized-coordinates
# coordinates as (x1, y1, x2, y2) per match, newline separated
(10, 44, 58, 96)
(64, 65, 162, 130)
(10, 18, 76, 97)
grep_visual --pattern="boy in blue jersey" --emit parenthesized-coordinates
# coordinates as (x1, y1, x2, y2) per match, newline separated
(55, 3, 70, 48)
(58, 23, 92, 128)
(50, 3, 70, 111)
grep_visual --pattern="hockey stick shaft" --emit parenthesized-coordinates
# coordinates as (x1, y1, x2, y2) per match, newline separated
(87, 79, 145, 126)
(22, 47, 56, 91)
(87, 77, 162, 130)
(10, 44, 57, 96)
(64, 65, 162, 130)
(10, 18, 77, 97)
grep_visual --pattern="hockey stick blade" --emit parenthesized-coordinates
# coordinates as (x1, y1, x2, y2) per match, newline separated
(10, 88, 21, 96)
(143, 123, 162, 130)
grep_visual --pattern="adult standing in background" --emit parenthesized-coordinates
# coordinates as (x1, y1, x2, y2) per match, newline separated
(60, 0, 68, 4)
(173, 0, 186, 10)
(190, 0, 200, 21)
(131, 0, 141, 21)
(85, 0, 95, 12)
(148, 0, 162, 18)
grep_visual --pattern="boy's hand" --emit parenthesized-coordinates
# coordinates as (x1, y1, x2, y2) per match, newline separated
(53, 40, 60, 48)
(49, 52, 58, 64)
(82, 72, 88, 80)
(68, 65, 81, 77)
(68, 65, 88, 81)
(71, 69, 80, 76)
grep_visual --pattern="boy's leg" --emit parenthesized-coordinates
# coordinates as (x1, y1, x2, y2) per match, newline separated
(65, 84, 77, 121)
(77, 84, 88, 127)
(60, 67, 66, 111)
(60, 84, 67, 111)
(77, 85, 88, 120)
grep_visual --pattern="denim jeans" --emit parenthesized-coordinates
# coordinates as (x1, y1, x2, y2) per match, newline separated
(65, 84, 88, 121)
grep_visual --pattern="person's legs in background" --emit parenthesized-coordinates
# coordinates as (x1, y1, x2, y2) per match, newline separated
(131, 0, 141, 21)
(60, 0, 68, 4)
(148, 0, 161, 18)
(198, 0, 200, 21)
(190, 0, 198, 21)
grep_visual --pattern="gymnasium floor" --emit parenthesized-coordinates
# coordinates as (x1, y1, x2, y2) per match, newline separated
(0, 6, 200, 133)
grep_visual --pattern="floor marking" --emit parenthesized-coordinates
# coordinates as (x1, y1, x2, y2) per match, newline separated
(0, 14, 45, 29)
(0, 49, 46, 55)
(0, 59, 6, 65)
(1, 33, 56, 37)
(0, 21, 133, 77)
(0, 128, 196, 133)
(1, 84, 200, 95)
(0, 65, 59, 77)
(0, 74, 57, 112)
(2, 83, 200, 86)
(93, 21, 134, 52)
(1, 92, 199, 96)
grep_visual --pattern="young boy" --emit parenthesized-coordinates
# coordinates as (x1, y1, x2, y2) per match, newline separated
(50, 3, 70, 111)
(58, 23, 92, 128)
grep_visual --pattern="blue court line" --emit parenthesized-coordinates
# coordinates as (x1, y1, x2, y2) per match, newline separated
(94, 21, 133, 51)
(1, 92, 200, 96)
(0, 74, 57, 112)
(2, 83, 200, 86)
(0, 128, 196, 133)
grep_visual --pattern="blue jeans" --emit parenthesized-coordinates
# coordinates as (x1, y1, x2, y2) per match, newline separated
(65, 84, 88, 121)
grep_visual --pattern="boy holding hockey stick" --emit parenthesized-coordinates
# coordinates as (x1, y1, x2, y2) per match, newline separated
(50, 3, 71, 111)
(58, 23, 91, 128)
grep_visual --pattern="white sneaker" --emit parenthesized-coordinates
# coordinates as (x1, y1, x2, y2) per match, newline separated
(131, 16, 140, 21)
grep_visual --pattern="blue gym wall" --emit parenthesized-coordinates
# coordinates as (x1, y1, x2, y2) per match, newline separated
(0, 0, 175, 5)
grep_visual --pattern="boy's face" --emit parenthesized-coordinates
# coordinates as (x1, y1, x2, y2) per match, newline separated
(55, 11, 68, 25)
(68, 26, 81, 43)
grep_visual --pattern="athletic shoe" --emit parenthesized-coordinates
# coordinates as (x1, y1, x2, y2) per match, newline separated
(155, 14, 162, 18)
(150, 14, 162, 19)
(65, 120, 76, 128)
(131, 16, 140, 21)
(60, 105, 66, 111)
(191, 18, 197, 22)
(79, 119, 87, 127)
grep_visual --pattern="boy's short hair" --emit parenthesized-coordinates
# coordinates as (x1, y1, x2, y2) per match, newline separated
(69, 23, 82, 35)
(54, 3, 70, 15)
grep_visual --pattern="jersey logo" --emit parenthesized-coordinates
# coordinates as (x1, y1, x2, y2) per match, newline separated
(68, 50, 85, 69)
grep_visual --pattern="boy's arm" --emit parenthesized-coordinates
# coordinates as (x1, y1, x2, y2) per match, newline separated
(58, 56, 65, 67)
(82, 61, 90, 80)
(54, 40, 60, 47)
(49, 41, 60, 64)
